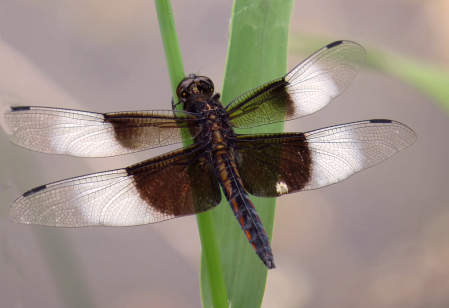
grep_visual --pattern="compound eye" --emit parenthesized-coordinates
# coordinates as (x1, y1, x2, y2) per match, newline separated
(196, 77, 214, 92)
(176, 78, 194, 98)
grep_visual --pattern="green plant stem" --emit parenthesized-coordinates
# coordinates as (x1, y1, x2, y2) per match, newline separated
(153, 1, 228, 307)
(154, 0, 185, 98)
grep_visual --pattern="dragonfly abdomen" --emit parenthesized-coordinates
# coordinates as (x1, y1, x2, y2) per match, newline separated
(212, 150, 275, 269)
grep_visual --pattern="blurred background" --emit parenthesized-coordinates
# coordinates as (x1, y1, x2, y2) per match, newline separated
(0, 0, 448, 307)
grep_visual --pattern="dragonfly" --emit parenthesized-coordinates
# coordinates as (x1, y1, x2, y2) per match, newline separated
(5, 40, 416, 269)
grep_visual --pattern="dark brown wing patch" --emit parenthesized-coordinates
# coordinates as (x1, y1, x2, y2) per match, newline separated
(128, 147, 220, 217)
(235, 133, 312, 197)
(104, 110, 200, 152)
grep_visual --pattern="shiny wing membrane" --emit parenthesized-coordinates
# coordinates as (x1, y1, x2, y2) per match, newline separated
(226, 41, 367, 128)
(12, 145, 221, 226)
(5, 106, 201, 157)
(235, 120, 416, 197)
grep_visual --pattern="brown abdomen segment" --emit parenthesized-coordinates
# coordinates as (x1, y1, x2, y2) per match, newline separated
(212, 150, 275, 269)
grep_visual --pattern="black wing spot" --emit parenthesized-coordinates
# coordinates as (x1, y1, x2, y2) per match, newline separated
(326, 40, 343, 49)
(370, 119, 392, 124)
(23, 184, 47, 197)
(11, 106, 31, 112)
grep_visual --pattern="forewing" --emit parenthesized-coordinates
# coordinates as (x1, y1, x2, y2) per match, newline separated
(226, 41, 366, 128)
(5, 106, 201, 157)
(235, 120, 416, 197)
(12, 145, 221, 226)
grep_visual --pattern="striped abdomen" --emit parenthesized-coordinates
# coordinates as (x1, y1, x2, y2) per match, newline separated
(212, 149, 275, 269)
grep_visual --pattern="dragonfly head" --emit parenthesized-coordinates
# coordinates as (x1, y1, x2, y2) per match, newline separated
(175, 74, 215, 111)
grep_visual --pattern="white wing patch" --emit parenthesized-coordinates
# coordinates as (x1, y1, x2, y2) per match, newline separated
(303, 120, 416, 190)
(11, 170, 165, 227)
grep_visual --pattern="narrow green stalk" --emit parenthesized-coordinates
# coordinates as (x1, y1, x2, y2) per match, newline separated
(154, 0, 185, 98)
(153, 1, 228, 307)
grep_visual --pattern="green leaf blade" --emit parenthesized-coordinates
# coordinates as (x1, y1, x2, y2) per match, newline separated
(201, 1, 295, 307)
